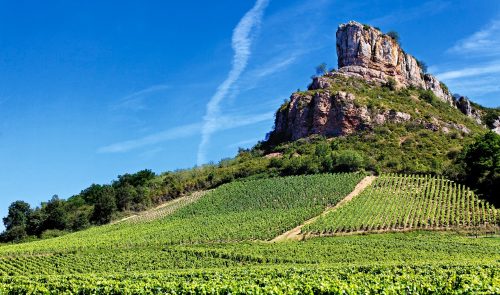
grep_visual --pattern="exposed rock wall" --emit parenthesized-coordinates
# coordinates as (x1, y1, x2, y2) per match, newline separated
(336, 21, 453, 105)
(455, 96, 482, 125)
(272, 89, 469, 141)
(269, 21, 492, 142)
(273, 90, 411, 140)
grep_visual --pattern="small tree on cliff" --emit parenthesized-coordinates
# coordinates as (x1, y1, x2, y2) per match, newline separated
(417, 59, 428, 74)
(386, 31, 400, 44)
(315, 63, 327, 76)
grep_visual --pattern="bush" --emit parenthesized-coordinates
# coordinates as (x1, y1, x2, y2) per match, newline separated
(384, 78, 397, 91)
(419, 90, 438, 105)
(40, 229, 68, 240)
(417, 59, 428, 74)
(315, 63, 327, 76)
(333, 150, 364, 172)
(386, 31, 400, 43)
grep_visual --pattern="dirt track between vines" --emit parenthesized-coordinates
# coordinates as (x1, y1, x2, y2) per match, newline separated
(271, 175, 376, 242)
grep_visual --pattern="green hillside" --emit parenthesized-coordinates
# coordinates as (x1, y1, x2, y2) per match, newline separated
(0, 173, 362, 255)
(0, 173, 499, 293)
(304, 174, 499, 235)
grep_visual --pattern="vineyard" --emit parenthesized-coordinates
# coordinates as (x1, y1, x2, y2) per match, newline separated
(0, 231, 497, 276)
(1, 264, 498, 294)
(121, 190, 208, 224)
(304, 174, 500, 235)
(0, 232, 498, 293)
(0, 173, 363, 255)
(0, 173, 499, 293)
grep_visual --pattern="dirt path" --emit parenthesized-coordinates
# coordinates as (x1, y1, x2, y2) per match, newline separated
(271, 175, 376, 242)
(112, 190, 208, 225)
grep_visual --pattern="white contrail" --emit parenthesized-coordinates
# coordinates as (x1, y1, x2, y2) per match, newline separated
(197, 0, 269, 166)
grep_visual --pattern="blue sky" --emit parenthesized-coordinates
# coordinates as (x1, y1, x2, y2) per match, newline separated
(1, 0, 499, 229)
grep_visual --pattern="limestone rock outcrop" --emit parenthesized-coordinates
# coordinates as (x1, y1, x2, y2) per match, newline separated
(268, 21, 494, 143)
(335, 21, 453, 104)
(273, 91, 412, 140)
(455, 96, 482, 125)
(492, 117, 500, 135)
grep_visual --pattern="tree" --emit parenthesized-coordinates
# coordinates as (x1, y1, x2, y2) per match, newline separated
(333, 150, 364, 172)
(26, 208, 47, 236)
(3, 201, 32, 231)
(417, 59, 428, 73)
(114, 169, 155, 188)
(386, 31, 400, 44)
(456, 131, 500, 206)
(81, 184, 105, 204)
(43, 195, 68, 230)
(91, 186, 117, 225)
(315, 63, 327, 76)
(115, 184, 138, 211)
(1, 225, 27, 242)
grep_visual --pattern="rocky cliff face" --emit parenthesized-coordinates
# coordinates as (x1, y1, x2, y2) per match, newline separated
(272, 79, 469, 141)
(336, 21, 453, 104)
(269, 21, 496, 142)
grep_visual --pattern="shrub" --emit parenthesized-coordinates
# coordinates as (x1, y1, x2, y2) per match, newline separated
(40, 229, 68, 240)
(439, 81, 449, 94)
(417, 59, 428, 73)
(386, 31, 400, 43)
(419, 89, 438, 105)
(384, 78, 397, 91)
(333, 150, 365, 172)
(315, 63, 327, 76)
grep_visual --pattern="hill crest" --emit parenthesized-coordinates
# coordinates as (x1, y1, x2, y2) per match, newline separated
(269, 21, 499, 142)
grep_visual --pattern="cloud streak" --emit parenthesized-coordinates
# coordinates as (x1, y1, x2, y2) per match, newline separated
(98, 112, 273, 154)
(112, 84, 170, 111)
(98, 123, 201, 153)
(436, 62, 500, 80)
(449, 20, 500, 56)
(197, 0, 269, 166)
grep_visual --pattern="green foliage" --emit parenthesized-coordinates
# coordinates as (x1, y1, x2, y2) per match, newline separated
(0, 174, 362, 254)
(455, 131, 500, 206)
(113, 169, 155, 188)
(40, 229, 68, 240)
(332, 150, 364, 172)
(419, 89, 438, 105)
(315, 62, 327, 76)
(305, 174, 499, 234)
(2, 201, 31, 231)
(91, 186, 117, 225)
(386, 30, 400, 43)
(0, 264, 498, 294)
(42, 195, 68, 230)
(0, 231, 498, 292)
(0, 225, 27, 243)
(115, 183, 138, 211)
(439, 81, 449, 94)
(383, 77, 397, 90)
(417, 59, 428, 73)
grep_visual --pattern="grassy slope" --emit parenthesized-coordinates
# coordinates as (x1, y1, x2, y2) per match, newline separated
(271, 75, 486, 175)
